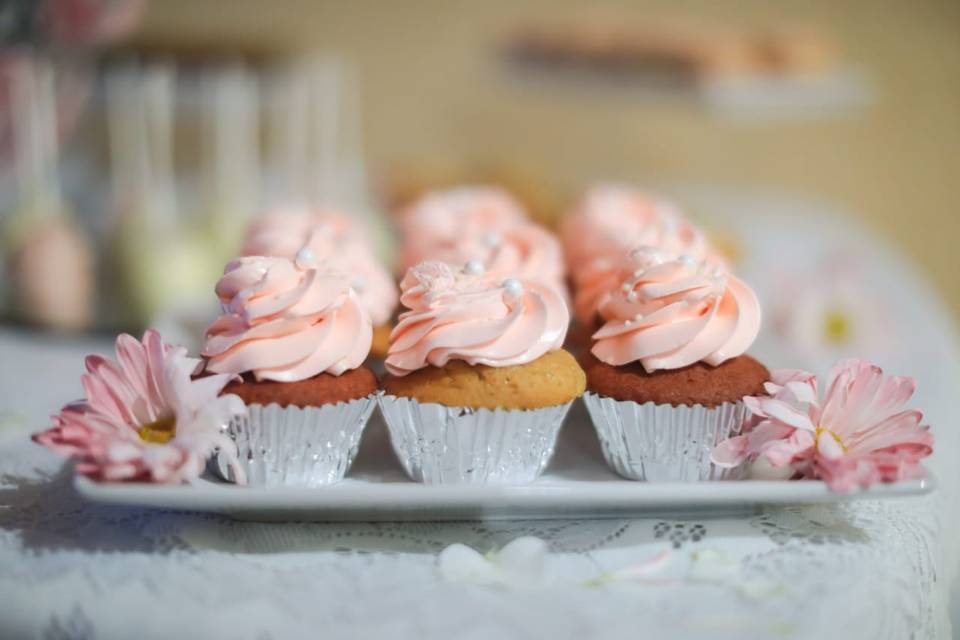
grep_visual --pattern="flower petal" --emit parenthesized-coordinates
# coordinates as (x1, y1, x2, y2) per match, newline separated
(711, 435, 750, 467)
(753, 398, 815, 431)
(34, 330, 241, 486)
(491, 537, 548, 585)
(437, 544, 501, 585)
(816, 431, 845, 460)
(761, 429, 815, 468)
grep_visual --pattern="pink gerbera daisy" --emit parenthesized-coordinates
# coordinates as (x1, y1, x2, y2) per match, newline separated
(712, 358, 933, 492)
(34, 330, 245, 484)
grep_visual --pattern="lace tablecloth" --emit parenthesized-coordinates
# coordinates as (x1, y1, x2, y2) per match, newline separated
(1, 191, 958, 639)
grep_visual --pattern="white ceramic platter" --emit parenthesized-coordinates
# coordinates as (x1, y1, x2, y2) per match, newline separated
(74, 406, 934, 522)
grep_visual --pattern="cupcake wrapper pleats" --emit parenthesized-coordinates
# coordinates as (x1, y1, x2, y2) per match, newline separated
(378, 394, 573, 484)
(583, 392, 747, 482)
(215, 394, 377, 487)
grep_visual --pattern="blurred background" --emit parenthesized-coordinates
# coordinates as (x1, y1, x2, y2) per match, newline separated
(1, 0, 958, 342)
(4, 2, 960, 630)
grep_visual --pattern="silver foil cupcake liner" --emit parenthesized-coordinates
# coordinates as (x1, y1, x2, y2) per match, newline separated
(583, 392, 747, 482)
(378, 394, 573, 484)
(215, 394, 377, 487)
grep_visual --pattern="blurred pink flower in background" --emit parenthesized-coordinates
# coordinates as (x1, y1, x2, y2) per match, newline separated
(712, 358, 933, 492)
(769, 253, 897, 369)
(33, 329, 246, 484)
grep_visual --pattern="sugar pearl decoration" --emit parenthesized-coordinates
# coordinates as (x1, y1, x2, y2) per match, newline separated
(295, 247, 316, 267)
(351, 275, 367, 294)
(502, 278, 523, 297)
(629, 246, 665, 267)
(482, 232, 501, 248)
(463, 260, 485, 275)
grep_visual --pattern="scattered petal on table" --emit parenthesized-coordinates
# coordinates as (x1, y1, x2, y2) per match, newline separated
(585, 549, 673, 586)
(689, 548, 741, 582)
(437, 536, 548, 588)
(0, 413, 27, 433)
(689, 548, 786, 601)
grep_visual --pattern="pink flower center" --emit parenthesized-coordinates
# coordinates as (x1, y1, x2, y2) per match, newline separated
(139, 416, 176, 444)
(822, 308, 852, 345)
(815, 425, 847, 453)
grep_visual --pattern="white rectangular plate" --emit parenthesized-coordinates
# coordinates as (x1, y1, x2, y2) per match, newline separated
(74, 406, 934, 522)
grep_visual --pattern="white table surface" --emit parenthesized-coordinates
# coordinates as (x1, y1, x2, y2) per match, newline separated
(1, 190, 958, 639)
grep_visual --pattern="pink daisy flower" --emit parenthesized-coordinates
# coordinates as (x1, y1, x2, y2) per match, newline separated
(33, 330, 246, 484)
(712, 358, 933, 492)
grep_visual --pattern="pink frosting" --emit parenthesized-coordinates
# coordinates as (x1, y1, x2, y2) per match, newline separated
(562, 185, 711, 269)
(240, 208, 398, 326)
(562, 185, 720, 324)
(407, 221, 567, 297)
(571, 255, 627, 326)
(591, 248, 760, 372)
(398, 186, 529, 271)
(241, 208, 358, 257)
(385, 261, 569, 377)
(203, 256, 372, 381)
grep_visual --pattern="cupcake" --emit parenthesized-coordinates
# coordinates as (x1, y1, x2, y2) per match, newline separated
(202, 254, 378, 487)
(379, 260, 585, 484)
(581, 247, 768, 482)
(240, 207, 398, 358)
(398, 186, 568, 301)
(561, 184, 717, 328)
(397, 186, 528, 271)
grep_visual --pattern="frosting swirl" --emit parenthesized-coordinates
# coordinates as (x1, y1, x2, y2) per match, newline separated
(562, 185, 710, 269)
(571, 255, 628, 326)
(240, 208, 398, 326)
(385, 261, 569, 377)
(241, 208, 359, 257)
(591, 248, 760, 372)
(398, 186, 529, 271)
(203, 256, 372, 381)
(562, 185, 719, 324)
(408, 221, 567, 297)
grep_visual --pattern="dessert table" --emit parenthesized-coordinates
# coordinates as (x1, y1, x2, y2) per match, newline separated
(1, 190, 958, 639)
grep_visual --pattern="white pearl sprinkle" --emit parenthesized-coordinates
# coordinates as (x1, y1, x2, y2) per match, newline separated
(351, 275, 368, 293)
(295, 247, 316, 267)
(463, 260, 485, 275)
(678, 254, 697, 268)
(621, 282, 632, 293)
(630, 247, 665, 268)
(482, 232, 501, 248)
(502, 278, 523, 297)
(626, 291, 638, 302)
